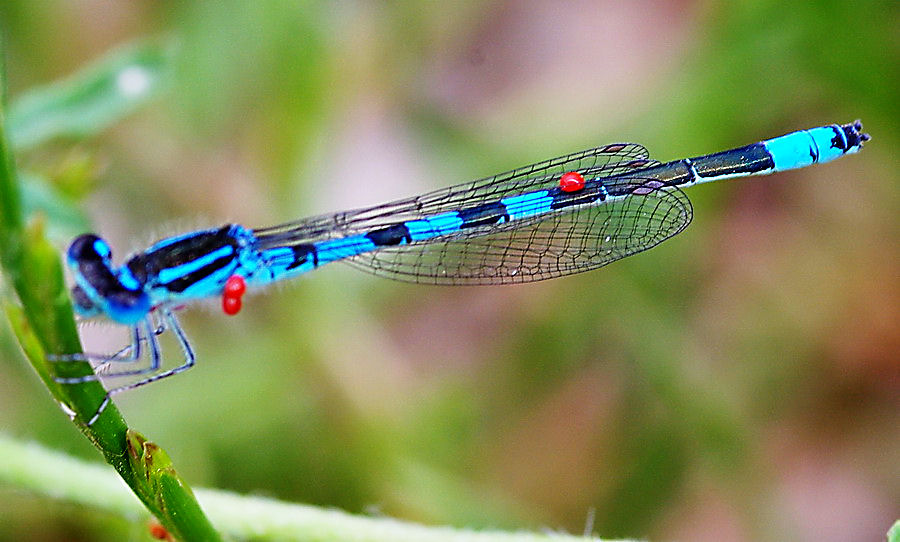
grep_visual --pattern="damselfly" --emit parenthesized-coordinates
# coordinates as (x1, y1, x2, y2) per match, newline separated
(55, 121, 869, 425)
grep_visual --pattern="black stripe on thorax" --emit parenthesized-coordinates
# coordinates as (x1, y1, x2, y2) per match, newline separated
(161, 253, 236, 293)
(126, 227, 242, 294)
(127, 226, 239, 284)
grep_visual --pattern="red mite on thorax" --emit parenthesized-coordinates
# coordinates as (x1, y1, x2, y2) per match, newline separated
(222, 275, 247, 315)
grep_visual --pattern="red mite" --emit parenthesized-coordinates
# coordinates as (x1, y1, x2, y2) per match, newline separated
(559, 171, 585, 192)
(222, 275, 247, 316)
(148, 522, 172, 541)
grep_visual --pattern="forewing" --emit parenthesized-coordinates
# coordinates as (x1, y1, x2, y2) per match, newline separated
(253, 143, 652, 248)
(342, 180, 693, 285)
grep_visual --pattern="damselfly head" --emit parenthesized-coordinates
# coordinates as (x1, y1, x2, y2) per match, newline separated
(66, 233, 113, 319)
(65, 233, 151, 325)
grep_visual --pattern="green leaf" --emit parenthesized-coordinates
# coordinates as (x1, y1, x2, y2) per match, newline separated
(19, 170, 91, 241)
(7, 40, 173, 150)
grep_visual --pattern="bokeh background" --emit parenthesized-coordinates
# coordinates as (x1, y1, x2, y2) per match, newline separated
(0, 2, 897, 541)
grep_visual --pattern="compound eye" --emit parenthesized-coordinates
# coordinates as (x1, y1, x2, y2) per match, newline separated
(67, 234, 111, 266)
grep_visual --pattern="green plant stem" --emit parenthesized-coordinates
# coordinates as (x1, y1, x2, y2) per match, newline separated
(0, 71, 24, 277)
(0, 58, 221, 541)
(0, 433, 621, 542)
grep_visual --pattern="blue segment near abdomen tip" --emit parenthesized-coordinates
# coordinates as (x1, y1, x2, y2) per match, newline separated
(501, 190, 553, 221)
(763, 130, 818, 171)
(763, 125, 852, 172)
(807, 125, 849, 164)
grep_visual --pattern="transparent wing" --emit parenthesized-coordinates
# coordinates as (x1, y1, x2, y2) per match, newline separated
(253, 143, 652, 248)
(341, 180, 693, 284)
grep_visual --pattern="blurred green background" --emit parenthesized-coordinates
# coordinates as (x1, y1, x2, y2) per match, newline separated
(0, 1, 897, 541)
